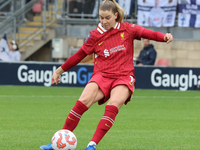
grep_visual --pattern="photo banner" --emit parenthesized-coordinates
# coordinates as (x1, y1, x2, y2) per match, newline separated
(178, 0, 200, 28)
(117, 0, 135, 16)
(137, 0, 177, 27)
(0, 34, 10, 61)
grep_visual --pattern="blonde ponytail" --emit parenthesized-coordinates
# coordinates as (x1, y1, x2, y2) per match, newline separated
(100, 0, 124, 23)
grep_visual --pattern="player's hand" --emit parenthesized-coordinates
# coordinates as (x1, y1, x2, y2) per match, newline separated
(164, 33, 173, 44)
(51, 72, 60, 85)
(51, 67, 64, 85)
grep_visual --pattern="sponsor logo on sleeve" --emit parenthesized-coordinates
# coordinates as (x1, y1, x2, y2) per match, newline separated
(84, 33, 91, 43)
(131, 24, 135, 28)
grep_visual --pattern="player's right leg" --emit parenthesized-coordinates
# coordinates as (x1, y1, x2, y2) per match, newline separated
(40, 82, 104, 150)
(62, 82, 104, 130)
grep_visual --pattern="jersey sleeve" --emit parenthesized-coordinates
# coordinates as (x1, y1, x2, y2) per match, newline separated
(141, 28, 165, 42)
(126, 23, 145, 40)
(61, 48, 87, 71)
(81, 31, 96, 55)
(126, 22, 165, 42)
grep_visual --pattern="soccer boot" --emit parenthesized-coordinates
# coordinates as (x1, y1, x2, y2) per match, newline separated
(40, 143, 53, 150)
(84, 145, 96, 150)
(84, 141, 97, 150)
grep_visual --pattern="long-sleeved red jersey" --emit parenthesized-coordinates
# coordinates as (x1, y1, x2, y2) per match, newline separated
(61, 22, 165, 79)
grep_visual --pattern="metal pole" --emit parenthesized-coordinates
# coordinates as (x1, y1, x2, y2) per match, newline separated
(14, 17, 17, 41)
(64, 20, 66, 35)
(62, 0, 65, 15)
(50, 40, 53, 62)
(65, 0, 68, 34)
(43, 0, 46, 40)
(167, 27, 170, 33)
(0, 0, 11, 11)
(55, 0, 58, 18)
(67, 0, 69, 16)
(11, 0, 14, 15)
(135, 0, 137, 18)
(97, 0, 100, 19)
(22, 0, 25, 21)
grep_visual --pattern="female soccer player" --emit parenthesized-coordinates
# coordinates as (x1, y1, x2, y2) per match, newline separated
(40, 0, 173, 149)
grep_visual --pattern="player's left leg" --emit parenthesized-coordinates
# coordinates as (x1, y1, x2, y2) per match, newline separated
(85, 85, 131, 150)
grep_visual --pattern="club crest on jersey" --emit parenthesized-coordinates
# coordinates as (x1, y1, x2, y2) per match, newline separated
(120, 32, 125, 40)
(104, 49, 110, 58)
(84, 33, 91, 43)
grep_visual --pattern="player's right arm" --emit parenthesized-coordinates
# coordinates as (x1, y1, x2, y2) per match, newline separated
(51, 66, 64, 85)
(52, 31, 96, 85)
(51, 48, 87, 85)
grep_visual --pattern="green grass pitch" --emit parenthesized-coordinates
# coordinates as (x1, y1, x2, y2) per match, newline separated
(0, 85, 200, 150)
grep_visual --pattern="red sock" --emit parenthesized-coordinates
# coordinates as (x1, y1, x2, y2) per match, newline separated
(62, 100, 88, 131)
(91, 105, 119, 144)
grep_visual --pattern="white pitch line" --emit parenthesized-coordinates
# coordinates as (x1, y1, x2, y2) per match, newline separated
(0, 95, 79, 98)
(132, 96, 200, 99)
(0, 95, 199, 99)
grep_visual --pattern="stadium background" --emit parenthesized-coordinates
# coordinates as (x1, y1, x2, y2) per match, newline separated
(0, 0, 200, 149)
(0, 0, 199, 90)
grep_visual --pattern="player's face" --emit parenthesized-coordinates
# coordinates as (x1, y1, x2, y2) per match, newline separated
(99, 10, 118, 30)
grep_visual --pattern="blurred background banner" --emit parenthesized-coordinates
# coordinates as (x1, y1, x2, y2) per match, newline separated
(1, 62, 200, 91)
(137, 0, 177, 27)
(117, 0, 135, 16)
(178, 0, 200, 28)
(0, 62, 93, 87)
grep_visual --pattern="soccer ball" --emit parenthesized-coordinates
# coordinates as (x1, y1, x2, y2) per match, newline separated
(51, 129, 77, 150)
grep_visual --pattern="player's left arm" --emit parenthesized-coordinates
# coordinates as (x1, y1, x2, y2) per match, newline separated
(128, 24, 173, 44)
(141, 28, 173, 44)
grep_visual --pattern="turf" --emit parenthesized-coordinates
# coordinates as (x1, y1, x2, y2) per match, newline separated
(0, 85, 200, 150)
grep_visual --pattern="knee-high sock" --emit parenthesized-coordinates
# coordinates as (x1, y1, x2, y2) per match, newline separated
(62, 100, 88, 131)
(91, 105, 119, 144)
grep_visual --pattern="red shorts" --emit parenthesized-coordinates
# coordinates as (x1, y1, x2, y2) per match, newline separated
(88, 74, 135, 105)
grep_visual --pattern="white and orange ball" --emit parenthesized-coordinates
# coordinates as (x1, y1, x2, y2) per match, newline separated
(51, 129, 77, 150)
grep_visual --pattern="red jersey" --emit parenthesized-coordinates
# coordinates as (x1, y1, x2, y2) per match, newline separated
(82, 22, 144, 78)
